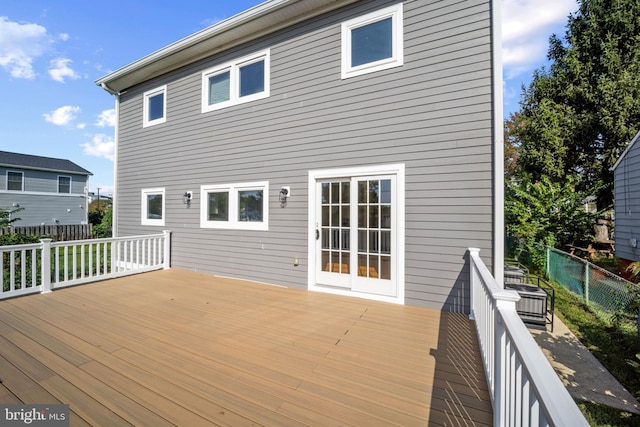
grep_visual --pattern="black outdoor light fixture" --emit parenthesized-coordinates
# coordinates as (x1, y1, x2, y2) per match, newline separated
(279, 186, 290, 206)
(183, 191, 192, 206)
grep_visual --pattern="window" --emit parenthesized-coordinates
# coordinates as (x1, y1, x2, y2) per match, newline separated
(201, 50, 270, 113)
(143, 86, 167, 127)
(58, 176, 71, 193)
(141, 188, 165, 226)
(7, 171, 23, 191)
(341, 4, 403, 79)
(200, 181, 269, 230)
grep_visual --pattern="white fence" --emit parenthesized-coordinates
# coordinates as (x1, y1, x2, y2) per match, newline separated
(469, 248, 589, 427)
(0, 231, 171, 300)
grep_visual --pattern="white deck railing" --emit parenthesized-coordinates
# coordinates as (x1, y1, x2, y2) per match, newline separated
(0, 231, 171, 300)
(469, 248, 589, 426)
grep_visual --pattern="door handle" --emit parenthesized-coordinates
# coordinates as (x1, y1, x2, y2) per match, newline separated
(316, 229, 320, 240)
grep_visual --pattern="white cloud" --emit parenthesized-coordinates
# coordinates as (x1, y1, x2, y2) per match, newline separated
(43, 105, 80, 126)
(95, 109, 116, 127)
(82, 134, 115, 161)
(0, 16, 51, 79)
(48, 57, 80, 82)
(502, 0, 577, 77)
(58, 33, 69, 41)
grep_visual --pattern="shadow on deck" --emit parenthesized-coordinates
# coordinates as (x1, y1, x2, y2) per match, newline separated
(0, 269, 492, 426)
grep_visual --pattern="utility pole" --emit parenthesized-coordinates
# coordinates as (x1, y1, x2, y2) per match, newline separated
(97, 187, 101, 214)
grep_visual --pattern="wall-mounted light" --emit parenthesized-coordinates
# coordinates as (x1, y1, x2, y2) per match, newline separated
(183, 191, 193, 206)
(279, 186, 290, 206)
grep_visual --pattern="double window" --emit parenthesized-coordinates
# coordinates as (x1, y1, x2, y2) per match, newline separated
(58, 176, 71, 193)
(141, 188, 165, 226)
(341, 4, 404, 79)
(143, 86, 167, 127)
(7, 171, 23, 191)
(201, 50, 270, 113)
(200, 181, 269, 230)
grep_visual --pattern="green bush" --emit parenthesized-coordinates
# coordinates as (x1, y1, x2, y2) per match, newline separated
(93, 209, 112, 238)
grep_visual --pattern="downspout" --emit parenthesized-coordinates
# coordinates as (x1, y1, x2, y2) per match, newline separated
(491, 0, 505, 286)
(100, 82, 120, 238)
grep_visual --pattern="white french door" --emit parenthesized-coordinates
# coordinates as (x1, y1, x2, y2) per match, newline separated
(314, 174, 397, 297)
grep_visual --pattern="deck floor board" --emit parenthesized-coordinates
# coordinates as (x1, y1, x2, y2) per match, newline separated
(0, 269, 492, 426)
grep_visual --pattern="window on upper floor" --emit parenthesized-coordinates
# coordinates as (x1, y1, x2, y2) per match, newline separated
(141, 188, 165, 226)
(341, 4, 404, 79)
(7, 171, 23, 191)
(201, 50, 270, 113)
(143, 86, 167, 127)
(200, 181, 269, 230)
(58, 176, 71, 194)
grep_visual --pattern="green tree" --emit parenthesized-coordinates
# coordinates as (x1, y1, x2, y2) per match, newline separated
(506, 175, 596, 268)
(0, 207, 23, 227)
(516, 0, 640, 208)
(504, 112, 522, 180)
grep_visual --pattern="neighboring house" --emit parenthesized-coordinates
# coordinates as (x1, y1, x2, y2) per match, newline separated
(612, 130, 640, 262)
(0, 151, 92, 226)
(96, 0, 503, 311)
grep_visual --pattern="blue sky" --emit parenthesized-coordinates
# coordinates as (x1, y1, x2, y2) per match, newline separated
(0, 0, 577, 195)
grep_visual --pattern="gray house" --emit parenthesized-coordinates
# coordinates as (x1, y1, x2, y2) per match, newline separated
(612, 130, 640, 262)
(96, 0, 504, 311)
(0, 151, 92, 226)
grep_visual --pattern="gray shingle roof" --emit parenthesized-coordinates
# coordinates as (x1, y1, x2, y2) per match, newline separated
(0, 151, 92, 175)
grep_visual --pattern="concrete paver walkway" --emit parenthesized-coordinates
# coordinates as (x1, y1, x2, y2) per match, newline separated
(530, 317, 640, 415)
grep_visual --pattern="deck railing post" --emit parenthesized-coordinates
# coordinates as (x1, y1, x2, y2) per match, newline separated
(584, 263, 590, 305)
(40, 238, 52, 294)
(493, 296, 518, 427)
(468, 248, 481, 321)
(163, 230, 171, 269)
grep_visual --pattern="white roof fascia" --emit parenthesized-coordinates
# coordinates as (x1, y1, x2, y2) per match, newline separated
(95, 0, 358, 93)
(611, 129, 640, 171)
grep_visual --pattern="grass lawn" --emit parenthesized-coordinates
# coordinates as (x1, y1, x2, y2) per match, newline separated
(549, 280, 640, 426)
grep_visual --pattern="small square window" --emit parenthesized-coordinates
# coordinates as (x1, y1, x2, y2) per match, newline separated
(141, 188, 165, 226)
(58, 176, 71, 194)
(207, 191, 229, 221)
(143, 86, 167, 127)
(238, 189, 264, 222)
(341, 4, 403, 79)
(7, 171, 23, 191)
(208, 70, 231, 106)
(239, 60, 265, 97)
(202, 50, 270, 113)
(201, 182, 268, 230)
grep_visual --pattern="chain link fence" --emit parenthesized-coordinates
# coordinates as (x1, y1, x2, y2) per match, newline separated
(545, 247, 636, 324)
(506, 236, 638, 325)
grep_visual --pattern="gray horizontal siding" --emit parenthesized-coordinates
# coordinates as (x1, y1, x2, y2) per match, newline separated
(614, 141, 640, 261)
(0, 193, 87, 226)
(114, 0, 495, 311)
(0, 167, 87, 195)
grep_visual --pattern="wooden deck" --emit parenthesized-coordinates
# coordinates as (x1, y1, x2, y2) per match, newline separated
(0, 269, 492, 426)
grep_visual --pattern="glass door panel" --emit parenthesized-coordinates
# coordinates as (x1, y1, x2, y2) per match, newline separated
(316, 175, 395, 296)
(352, 177, 396, 296)
(317, 180, 351, 287)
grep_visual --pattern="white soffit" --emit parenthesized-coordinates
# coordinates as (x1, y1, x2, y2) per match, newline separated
(96, 0, 360, 93)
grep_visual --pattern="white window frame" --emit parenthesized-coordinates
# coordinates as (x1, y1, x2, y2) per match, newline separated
(143, 85, 167, 127)
(141, 188, 165, 226)
(58, 175, 71, 194)
(200, 181, 269, 231)
(201, 50, 270, 113)
(341, 4, 404, 79)
(6, 170, 24, 191)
